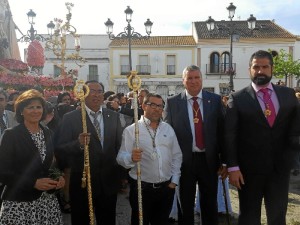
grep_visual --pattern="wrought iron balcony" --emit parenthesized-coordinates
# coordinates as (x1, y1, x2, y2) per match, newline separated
(136, 65, 151, 75)
(167, 65, 176, 75)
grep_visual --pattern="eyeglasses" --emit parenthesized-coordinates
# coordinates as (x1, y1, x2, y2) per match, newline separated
(90, 89, 104, 94)
(145, 102, 164, 110)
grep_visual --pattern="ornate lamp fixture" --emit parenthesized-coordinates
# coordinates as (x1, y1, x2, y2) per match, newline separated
(18, 9, 47, 42)
(45, 2, 86, 78)
(206, 2, 257, 92)
(104, 6, 153, 72)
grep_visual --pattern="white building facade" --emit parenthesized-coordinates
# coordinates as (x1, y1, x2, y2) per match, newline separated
(40, 20, 300, 98)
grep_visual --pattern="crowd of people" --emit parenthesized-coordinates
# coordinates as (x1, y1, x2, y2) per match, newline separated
(0, 50, 299, 225)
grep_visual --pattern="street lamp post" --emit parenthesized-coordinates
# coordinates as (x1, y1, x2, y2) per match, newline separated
(18, 9, 47, 42)
(206, 2, 257, 92)
(105, 6, 153, 72)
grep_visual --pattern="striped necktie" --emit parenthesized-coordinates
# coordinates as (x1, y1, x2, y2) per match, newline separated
(90, 111, 101, 140)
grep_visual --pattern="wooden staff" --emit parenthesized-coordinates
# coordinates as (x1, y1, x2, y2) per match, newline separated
(74, 80, 94, 225)
(128, 71, 143, 225)
(222, 178, 231, 225)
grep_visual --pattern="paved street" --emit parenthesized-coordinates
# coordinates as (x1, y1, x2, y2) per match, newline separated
(62, 173, 300, 225)
(62, 189, 131, 225)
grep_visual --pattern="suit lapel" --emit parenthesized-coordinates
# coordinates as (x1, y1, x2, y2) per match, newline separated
(202, 91, 211, 124)
(179, 92, 193, 134)
(272, 84, 284, 127)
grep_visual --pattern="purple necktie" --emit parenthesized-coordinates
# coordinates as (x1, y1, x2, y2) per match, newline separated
(260, 88, 276, 127)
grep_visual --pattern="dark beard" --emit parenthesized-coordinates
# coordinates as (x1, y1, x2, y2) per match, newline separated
(251, 74, 272, 86)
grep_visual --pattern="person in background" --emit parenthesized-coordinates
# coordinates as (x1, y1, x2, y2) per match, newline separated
(0, 89, 19, 205)
(55, 80, 122, 225)
(5, 91, 20, 112)
(56, 92, 75, 120)
(119, 89, 149, 120)
(106, 94, 133, 129)
(224, 50, 300, 225)
(117, 92, 127, 107)
(164, 65, 226, 225)
(0, 90, 18, 137)
(0, 89, 65, 225)
(117, 93, 182, 225)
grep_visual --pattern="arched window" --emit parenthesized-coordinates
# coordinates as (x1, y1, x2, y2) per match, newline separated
(210, 52, 220, 73)
(221, 52, 230, 73)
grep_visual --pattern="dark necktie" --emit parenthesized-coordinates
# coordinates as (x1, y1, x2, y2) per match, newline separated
(260, 88, 276, 127)
(192, 97, 205, 149)
(0, 114, 7, 134)
(90, 111, 101, 141)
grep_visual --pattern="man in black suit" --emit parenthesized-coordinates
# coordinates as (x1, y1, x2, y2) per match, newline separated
(164, 65, 225, 225)
(56, 80, 122, 225)
(224, 50, 300, 225)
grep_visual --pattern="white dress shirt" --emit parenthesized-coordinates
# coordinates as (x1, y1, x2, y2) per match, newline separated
(117, 116, 182, 185)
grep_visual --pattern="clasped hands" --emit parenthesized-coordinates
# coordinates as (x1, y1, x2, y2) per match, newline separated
(34, 176, 65, 191)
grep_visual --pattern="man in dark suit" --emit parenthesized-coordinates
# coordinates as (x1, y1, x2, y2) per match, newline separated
(224, 50, 300, 225)
(56, 80, 122, 225)
(164, 65, 225, 225)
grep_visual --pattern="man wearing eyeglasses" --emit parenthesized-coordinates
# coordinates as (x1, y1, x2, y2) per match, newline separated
(164, 65, 225, 225)
(55, 80, 122, 225)
(117, 93, 182, 225)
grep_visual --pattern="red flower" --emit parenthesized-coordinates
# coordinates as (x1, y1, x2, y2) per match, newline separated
(0, 59, 28, 72)
(27, 40, 45, 67)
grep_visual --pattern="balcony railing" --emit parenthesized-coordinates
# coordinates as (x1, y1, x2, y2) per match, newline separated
(167, 65, 175, 75)
(120, 65, 130, 75)
(206, 63, 236, 75)
(136, 65, 151, 75)
(88, 74, 99, 81)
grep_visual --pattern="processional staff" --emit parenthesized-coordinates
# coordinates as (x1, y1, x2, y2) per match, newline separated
(74, 80, 95, 225)
(128, 71, 143, 225)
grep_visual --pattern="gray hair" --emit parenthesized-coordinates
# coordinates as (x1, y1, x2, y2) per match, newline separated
(182, 65, 202, 79)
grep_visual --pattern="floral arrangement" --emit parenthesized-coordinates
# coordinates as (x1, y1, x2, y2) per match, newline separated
(0, 72, 74, 98)
(0, 59, 29, 73)
(27, 40, 45, 68)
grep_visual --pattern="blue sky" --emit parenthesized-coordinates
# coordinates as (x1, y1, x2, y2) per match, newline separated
(8, 0, 300, 53)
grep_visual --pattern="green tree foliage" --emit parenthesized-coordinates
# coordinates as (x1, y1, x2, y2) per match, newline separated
(270, 49, 300, 85)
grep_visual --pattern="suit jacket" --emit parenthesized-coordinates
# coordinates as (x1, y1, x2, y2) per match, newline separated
(0, 123, 54, 201)
(224, 84, 300, 174)
(164, 90, 224, 174)
(55, 108, 122, 196)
